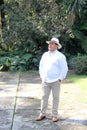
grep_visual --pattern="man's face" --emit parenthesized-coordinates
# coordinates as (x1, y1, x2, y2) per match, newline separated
(48, 41, 58, 52)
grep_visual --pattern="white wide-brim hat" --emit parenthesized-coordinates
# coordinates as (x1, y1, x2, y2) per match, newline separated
(46, 37, 62, 49)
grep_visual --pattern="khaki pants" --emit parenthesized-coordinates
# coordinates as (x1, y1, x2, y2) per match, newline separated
(40, 80, 60, 117)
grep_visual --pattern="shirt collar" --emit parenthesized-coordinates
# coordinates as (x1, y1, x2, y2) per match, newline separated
(49, 50, 57, 55)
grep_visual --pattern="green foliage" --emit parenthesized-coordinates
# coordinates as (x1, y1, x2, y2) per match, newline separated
(0, 0, 68, 71)
(0, 0, 87, 72)
(70, 0, 87, 54)
(1, 0, 71, 52)
(69, 55, 87, 75)
(72, 29, 87, 53)
(0, 52, 39, 71)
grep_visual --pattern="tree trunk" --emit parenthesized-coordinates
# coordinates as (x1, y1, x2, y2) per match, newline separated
(0, 0, 5, 28)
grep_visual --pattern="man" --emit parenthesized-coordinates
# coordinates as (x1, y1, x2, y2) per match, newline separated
(35, 37, 68, 122)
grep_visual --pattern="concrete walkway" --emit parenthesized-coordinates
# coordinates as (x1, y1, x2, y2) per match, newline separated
(0, 72, 87, 130)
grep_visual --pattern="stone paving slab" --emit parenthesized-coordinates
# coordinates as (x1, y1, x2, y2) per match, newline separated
(0, 110, 13, 130)
(0, 72, 19, 84)
(0, 72, 19, 130)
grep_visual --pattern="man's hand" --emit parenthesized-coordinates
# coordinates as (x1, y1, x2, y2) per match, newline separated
(59, 79, 61, 82)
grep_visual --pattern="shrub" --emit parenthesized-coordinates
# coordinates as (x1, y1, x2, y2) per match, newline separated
(69, 55, 87, 75)
(0, 52, 39, 71)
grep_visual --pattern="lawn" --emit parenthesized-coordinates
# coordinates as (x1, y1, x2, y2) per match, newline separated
(67, 74, 87, 102)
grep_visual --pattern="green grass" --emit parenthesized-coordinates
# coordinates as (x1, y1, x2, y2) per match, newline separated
(67, 74, 87, 103)
(67, 74, 87, 94)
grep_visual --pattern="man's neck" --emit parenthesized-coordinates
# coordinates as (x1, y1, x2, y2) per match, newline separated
(49, 50, 57, 54)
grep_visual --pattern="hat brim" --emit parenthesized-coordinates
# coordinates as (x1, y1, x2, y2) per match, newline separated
(46, 41, 62, 49)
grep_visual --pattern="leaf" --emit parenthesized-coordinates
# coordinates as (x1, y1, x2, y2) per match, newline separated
(80, 23, 87, 30)
(22, 54, 32, 61)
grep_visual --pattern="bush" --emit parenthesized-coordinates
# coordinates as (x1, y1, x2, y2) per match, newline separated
(69, 55, 87, 75)
(0, 52, 39, 71)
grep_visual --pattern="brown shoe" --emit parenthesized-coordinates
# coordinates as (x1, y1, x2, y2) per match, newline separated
(52, 117, 58, 122)
(35, 115, 46, 121)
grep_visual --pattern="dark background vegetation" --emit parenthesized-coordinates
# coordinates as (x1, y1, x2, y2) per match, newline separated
(0, 0, 87, 74)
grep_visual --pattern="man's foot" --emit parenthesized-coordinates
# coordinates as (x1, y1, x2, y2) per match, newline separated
(52, 117, 58, 122)
(35, 115, 46, 121)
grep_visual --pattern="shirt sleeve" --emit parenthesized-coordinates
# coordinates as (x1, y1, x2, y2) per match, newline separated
(58, 55, 68, 80)
(39, 54, 44, 79)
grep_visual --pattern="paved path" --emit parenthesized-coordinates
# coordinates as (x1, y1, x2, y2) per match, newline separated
(0, 72, 87, 130)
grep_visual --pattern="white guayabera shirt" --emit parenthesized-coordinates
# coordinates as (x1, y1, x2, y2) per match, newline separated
(39, 50, 68, 83)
